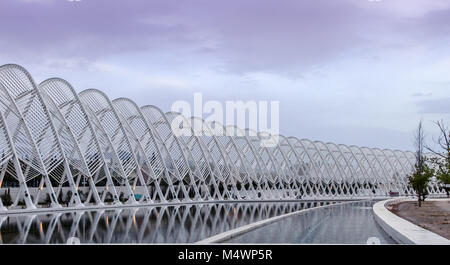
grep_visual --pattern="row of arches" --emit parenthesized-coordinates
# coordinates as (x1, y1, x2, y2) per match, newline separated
(0, 64, 444, 211)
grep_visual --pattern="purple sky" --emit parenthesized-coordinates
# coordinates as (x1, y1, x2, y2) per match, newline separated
(1, 0, 450, 151)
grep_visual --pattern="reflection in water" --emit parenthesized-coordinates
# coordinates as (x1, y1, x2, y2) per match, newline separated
(225, 200, 396, 244)
(0, 201, 333, 244)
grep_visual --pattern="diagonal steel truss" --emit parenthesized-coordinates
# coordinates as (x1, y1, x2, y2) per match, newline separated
(0, 64, 445, 212)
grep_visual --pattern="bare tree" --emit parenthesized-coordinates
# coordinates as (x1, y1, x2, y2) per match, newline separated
(426, 120, 450, 159)
(415, 120, 426, 171)
(426, 119, 450, 197)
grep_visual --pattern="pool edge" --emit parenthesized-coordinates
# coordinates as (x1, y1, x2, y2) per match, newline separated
(373, 198, 450, 245)
(195, 200, 359, 244)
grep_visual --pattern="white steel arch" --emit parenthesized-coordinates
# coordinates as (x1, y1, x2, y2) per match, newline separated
(39, 78, 122, 205)
(112, 98, 174, 202)
(79, 89, 139, 205)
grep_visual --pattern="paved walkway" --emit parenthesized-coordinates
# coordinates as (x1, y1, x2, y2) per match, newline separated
(389, 199, 450, 240)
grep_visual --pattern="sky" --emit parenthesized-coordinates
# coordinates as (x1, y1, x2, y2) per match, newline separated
(0, 0, 449, 151)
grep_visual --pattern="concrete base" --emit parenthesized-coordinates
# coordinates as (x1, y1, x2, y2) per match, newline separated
(0, 197, 372, 216)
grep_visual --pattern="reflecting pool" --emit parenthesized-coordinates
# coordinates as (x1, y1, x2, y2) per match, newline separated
(0, 201, 334, 244)
(225, 200, 396, 244)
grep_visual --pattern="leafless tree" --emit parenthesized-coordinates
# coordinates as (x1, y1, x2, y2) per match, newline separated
(414, 119, 426, 170)
(425, 119, 450, 162)
(425, 119, 450, 197)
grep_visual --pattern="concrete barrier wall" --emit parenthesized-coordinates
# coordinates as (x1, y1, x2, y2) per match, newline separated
(373, 198, 450, 245)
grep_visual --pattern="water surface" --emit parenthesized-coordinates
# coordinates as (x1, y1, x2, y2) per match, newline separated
(225, 200, 396, 244)
(0, 201, 333, 244)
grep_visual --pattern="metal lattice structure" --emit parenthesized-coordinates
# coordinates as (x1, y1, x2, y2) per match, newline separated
(0, 64, 445, 212)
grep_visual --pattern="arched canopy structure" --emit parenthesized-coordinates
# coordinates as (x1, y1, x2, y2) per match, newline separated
(0, 64, 445, 212)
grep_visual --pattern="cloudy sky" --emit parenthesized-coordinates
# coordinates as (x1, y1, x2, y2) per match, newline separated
(1, 0, 449, 151)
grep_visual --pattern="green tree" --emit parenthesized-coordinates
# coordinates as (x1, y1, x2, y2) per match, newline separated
(434, 159, 450, 197)
(408, 160, 434, 207)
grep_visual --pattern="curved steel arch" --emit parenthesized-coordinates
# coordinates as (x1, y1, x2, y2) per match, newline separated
(270, 135, 306, 198)
(284, 137, 325, 197)
(79, 89, 139, 204)
(243, 129, 280, 194)
(38, 88, 103, 205)
(164, 111, 210, 200)
(338, 144, 373, 195)
(191, 117, 243, 200)
(112, 98, 175, 202)
(205, 121, 255, 199)
(140, 105, 198, 201)
(165, 113, 219, 200)
(227, 125, 272, 199)
(324, 142, 356, 196)
(249, 131, 298, 198)
(0, 64, 81, 208)
(39, 78, 122, 205)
